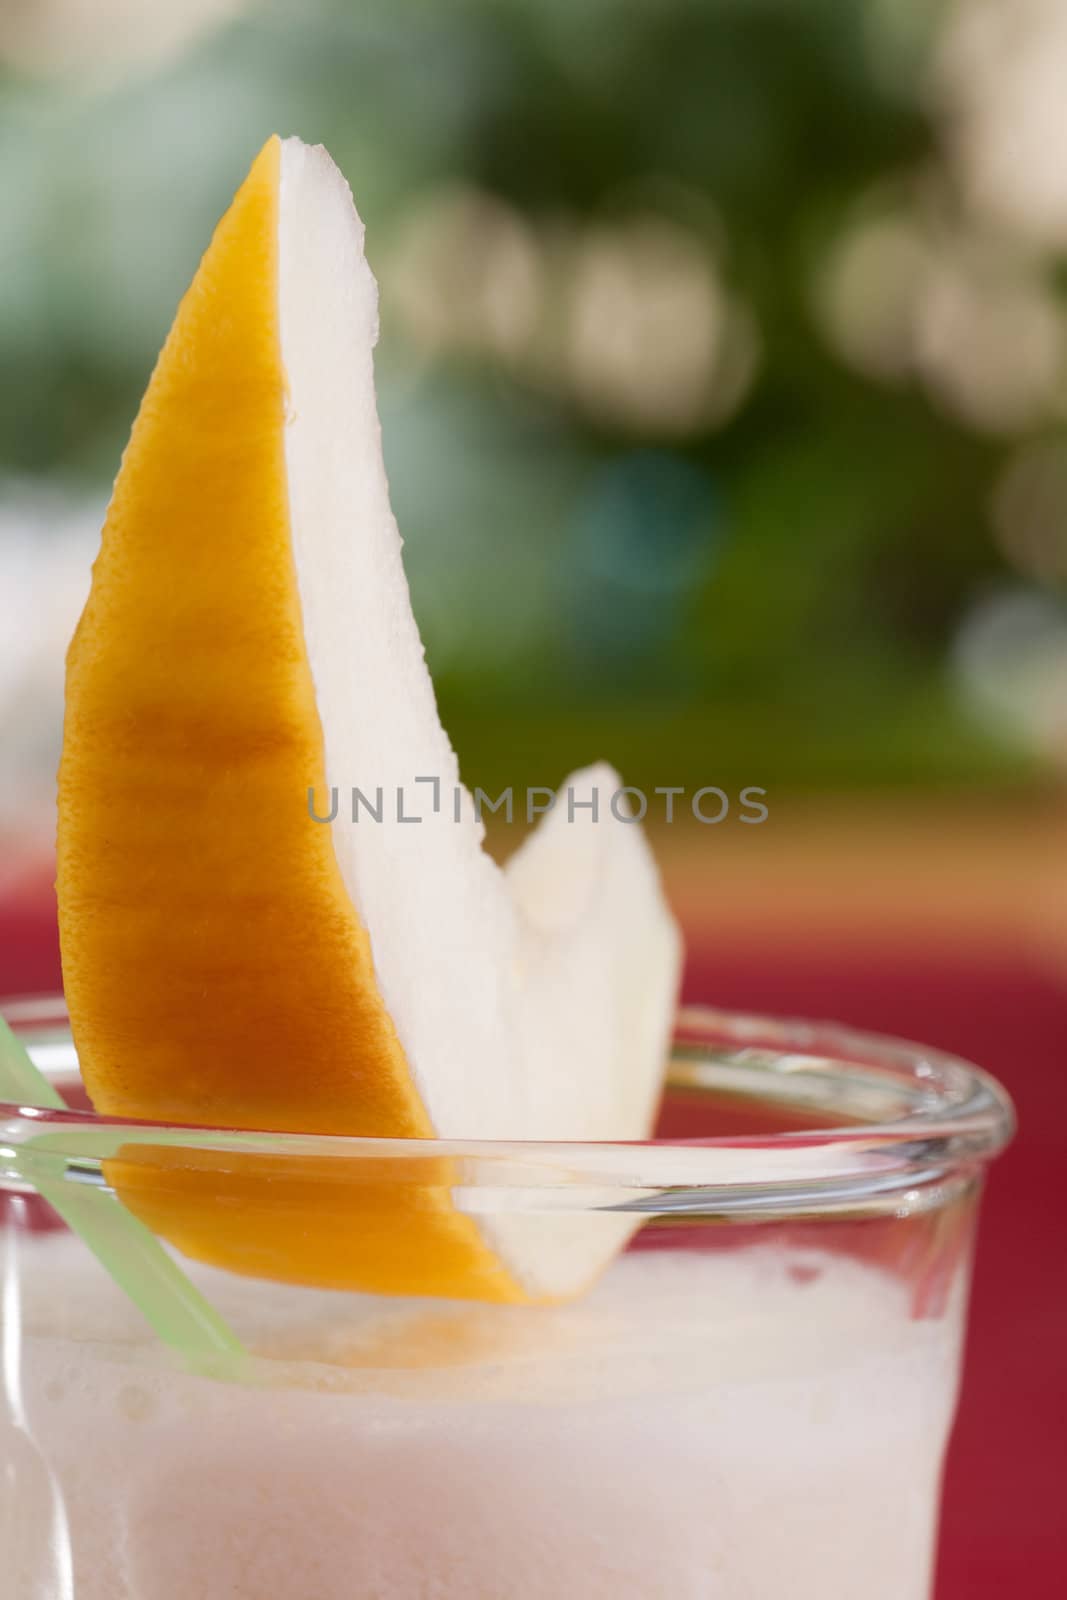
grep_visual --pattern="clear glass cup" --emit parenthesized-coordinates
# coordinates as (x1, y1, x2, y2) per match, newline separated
(0, 997, 1013, 1600)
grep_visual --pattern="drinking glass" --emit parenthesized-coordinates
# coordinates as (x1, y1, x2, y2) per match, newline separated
(0, 997, 1013, 1599)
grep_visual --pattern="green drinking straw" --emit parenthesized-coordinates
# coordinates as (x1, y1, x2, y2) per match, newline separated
(0, 1016, 245, 1363)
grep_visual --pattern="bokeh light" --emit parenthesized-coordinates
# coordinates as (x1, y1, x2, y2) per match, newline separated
(2, 0, 1067, 823)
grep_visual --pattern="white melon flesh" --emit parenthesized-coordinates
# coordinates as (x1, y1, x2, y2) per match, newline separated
(278, 139, 681, 1299)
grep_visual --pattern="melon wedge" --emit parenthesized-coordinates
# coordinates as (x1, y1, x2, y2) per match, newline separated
(57, 135, 681, 1303)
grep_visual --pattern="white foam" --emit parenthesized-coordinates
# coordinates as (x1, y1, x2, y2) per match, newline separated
(6, 1233, 966, 1598)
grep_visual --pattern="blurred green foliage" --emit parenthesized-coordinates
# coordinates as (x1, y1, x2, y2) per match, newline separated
(1, 0, 1060, 794)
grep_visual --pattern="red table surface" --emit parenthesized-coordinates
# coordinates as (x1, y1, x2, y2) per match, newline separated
(1, 871, 1064, 1597)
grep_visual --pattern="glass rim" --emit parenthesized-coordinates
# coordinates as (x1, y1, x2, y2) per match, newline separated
(0, 994, 1013, 1219)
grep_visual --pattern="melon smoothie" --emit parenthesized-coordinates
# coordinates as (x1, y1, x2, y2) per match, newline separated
(1, 138, 1013, 1597)
(3, 1005, 1010, 1600)
(21, 1246, 954, 1600)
